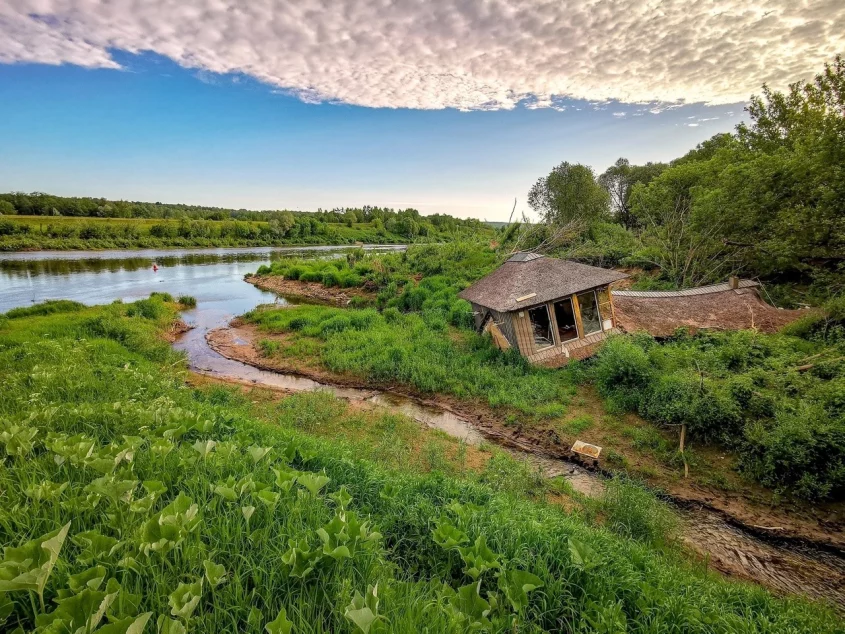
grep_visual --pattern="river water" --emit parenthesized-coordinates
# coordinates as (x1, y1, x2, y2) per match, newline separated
(1, 246, 843, 608)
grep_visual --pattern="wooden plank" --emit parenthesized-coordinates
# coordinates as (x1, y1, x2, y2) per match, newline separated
(571, 293, 584, 340)
(512, 310, 534, 355)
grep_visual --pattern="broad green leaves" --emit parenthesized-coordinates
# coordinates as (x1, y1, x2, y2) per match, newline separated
(431, 518, 468, 549)
(265, 607, 293, 634)
(168, 578, 203, 620)
(568, 537, 599, 571)
(138, 493, 200, 557)
(296, 472, 330, 497)
(458, 536, 501, 580)
(203, 560, 227, 588)
(281, 539, 320, 579)
(344, 584, 382, 634)
(0, 522, 71, 607)
(498, 569, 544, 613)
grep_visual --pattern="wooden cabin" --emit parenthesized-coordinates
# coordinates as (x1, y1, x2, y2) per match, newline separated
(458, 252, 627, 365)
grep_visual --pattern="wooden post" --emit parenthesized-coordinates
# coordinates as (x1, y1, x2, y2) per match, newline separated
(679, 424, 689, 479)
(729, 276, 739, 290)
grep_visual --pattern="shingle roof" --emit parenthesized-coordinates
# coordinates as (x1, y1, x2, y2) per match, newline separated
(458, 253, 628, 313)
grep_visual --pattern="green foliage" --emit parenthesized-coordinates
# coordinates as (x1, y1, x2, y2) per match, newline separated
(0, 194, 493, 250)
(3, 299, 86, 319)
(177, 295, 197, 308)
(246, 304, 574, 417)
(528, 161, 610, 226)
(0, 300, 838, 633)
(598, 478, 678, 547)
(591, 330, 845, 500)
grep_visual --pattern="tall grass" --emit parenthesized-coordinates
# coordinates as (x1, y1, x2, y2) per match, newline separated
(246, 304, 574, 418)
(0, 299, 838, 632)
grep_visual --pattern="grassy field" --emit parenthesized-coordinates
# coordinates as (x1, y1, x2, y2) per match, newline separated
(249, 242, 845, 502)
(0, 297, 839, 632)
(0, 215, 408, 251)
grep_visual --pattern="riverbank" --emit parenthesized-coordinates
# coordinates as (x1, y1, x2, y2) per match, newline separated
(247, 274, 376, 306)
(206, 321, 845, 552)
(200, 321, 845, 607)
(5, 299, 838, 631)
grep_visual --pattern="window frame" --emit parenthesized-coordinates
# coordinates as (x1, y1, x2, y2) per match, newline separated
(527, 303, 555, 351)
(576, 290, 603, 337)
(552, 296, 580, 343)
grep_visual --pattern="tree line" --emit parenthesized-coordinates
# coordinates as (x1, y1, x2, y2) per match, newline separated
(0, 194, 487, 242)
(518, 56, 845, 305)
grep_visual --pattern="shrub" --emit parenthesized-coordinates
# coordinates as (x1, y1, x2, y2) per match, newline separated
(592, 336, 653, 410)
(177, 295, 197, 308)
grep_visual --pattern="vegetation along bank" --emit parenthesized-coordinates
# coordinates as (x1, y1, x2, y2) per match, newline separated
(1, 294, 842, 632)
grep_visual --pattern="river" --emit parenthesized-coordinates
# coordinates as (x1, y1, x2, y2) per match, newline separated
(1, 245, 843, 609)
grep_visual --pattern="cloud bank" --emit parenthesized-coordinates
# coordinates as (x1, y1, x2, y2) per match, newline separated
(2, 1, 843, 110)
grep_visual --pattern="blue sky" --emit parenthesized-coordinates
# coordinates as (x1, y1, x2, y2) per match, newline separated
(1, 1, 839, 221)
(0, 54, 741, 221)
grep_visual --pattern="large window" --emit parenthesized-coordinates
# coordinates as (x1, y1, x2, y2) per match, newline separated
(528, 305, 554, 349)
(553, 298, 579, 342)
(576, 291, 602, 336)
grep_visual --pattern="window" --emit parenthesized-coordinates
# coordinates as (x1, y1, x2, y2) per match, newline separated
(528, 305, 554, 349)
(596, 287, 614, 331)
(576, 291, 602, 335)
(553, 298, 579, 342)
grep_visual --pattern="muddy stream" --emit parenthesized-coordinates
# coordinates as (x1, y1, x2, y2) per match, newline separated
(175, 310, 845, 610)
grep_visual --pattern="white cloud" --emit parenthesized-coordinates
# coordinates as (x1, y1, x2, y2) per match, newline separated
(1, 1, 842, 111)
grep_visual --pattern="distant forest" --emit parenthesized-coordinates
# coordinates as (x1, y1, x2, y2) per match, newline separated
(0, 193, 487, 239)
(0, 194, 493, 250)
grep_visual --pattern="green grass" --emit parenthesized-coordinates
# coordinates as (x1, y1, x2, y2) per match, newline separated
(245, 304, 575, 418)
(0, 299, 839, 632)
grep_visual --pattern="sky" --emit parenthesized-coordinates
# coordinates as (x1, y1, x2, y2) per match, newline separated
(1, 1, 843, 221)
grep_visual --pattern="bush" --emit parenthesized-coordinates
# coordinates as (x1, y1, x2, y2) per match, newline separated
(177, 295, 197, 308)
(592, 336, 653, 410)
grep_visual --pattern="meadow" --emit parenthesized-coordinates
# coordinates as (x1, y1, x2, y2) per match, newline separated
(1, 297, 839, 632)
(250, 242, 845, 501)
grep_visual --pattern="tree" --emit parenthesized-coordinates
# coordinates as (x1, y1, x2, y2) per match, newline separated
(527, 162, 609, 227)
(0, 200, 15, 215)
(598, 158, 667, 229)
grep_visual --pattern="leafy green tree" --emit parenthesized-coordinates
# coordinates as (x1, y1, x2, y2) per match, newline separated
(598, 158, 666, 229)
(0, 200, 16, 215)
(527, 162, 609, 227)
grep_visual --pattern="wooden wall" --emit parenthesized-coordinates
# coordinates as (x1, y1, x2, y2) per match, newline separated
(473, 285, 618, 360)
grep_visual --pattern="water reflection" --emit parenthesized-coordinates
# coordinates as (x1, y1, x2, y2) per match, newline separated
(0, 244, 404, 314)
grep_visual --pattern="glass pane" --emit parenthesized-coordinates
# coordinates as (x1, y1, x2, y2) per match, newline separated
(528, 305, 553, 349)
(577, 291, 602, 335)
(553, 298, 578, 342)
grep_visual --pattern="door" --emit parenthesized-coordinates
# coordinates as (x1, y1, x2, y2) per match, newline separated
(553, 297, 579, 342)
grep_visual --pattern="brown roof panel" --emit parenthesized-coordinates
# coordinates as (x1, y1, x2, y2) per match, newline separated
(458, 254, 628, 312)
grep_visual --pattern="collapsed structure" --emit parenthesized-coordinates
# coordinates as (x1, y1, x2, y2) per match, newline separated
(458, 252, 627, 365)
